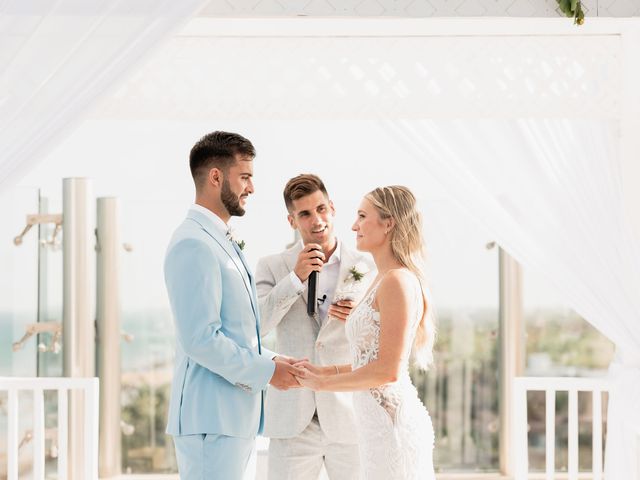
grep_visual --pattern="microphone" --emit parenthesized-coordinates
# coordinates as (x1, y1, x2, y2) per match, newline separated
(307, 247, 321, 315)
(318, 294, 327, 305)
(307, 270, 318, 315)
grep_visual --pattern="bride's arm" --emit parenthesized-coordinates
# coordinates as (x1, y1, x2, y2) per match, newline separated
(295, 362, 352, 376)
(298, 270, 417, 392)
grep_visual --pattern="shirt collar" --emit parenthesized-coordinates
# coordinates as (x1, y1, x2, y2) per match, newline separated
(190, 204, 229, 237)
(297, 238, 341, 265)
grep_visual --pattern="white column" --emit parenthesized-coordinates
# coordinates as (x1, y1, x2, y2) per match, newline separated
(62, 177, 95, 479)
(499, 248, 524, 476)
(96, 197, 122, 478)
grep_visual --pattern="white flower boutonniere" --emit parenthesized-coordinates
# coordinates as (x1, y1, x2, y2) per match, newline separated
(226, 229, 246, 251)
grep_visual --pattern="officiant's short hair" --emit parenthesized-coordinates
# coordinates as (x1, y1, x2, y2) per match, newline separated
(189, 131, 255, 188)
(283, 174, 329, 212)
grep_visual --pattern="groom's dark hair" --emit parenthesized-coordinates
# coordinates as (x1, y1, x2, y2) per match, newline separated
(283, 174, 329, 212)
(190, 131, 255, 189)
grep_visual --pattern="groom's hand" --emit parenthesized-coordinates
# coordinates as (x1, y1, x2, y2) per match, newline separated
(327, 300, 356, 322)
(269, 360, 305, 391)
(273, 355, 309, 365)
(294, 243, 325, 282)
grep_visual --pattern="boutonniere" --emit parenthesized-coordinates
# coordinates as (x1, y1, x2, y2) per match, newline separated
(328, 262, 370, 322)
(226, 229, 246, 251)
(345, 262, 368, 283)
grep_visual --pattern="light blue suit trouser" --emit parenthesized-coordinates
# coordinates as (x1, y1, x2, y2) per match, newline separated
(173, 434, 255, 480)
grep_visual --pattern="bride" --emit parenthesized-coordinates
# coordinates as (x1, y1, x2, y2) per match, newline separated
(295, 185, 436, 480)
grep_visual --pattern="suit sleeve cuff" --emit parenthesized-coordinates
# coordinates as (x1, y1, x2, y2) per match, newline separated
(288, 271, 305, 294)
(253, 354, 276, 391)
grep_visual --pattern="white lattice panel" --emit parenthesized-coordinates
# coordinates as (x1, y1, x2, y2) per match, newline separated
(96, 34, 620, 120)
(199, 0, 640, 17)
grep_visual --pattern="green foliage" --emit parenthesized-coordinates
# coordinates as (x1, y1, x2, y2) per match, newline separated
(121, 383, 173, 472)
(557, 0, 585, 25)
(349, 266, 365, 282)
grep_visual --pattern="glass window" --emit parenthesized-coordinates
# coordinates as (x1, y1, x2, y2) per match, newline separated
(0, 187, 41, 477)
(524, 269, 613, 472)
(411, 199, 500, 472)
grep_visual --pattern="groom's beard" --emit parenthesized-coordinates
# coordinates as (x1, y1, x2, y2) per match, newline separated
(221, 178, 245, 217)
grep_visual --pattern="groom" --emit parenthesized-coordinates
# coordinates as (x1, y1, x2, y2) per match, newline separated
(164, 131, 304, 479)
(256, 174, 375, 479)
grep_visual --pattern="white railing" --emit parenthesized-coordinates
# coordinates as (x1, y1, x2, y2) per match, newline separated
(0, 377, 99, 480)
(512, 376, 610, 480)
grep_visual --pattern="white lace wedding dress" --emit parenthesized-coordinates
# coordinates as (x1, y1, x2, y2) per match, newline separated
(345, 277, 435, 480)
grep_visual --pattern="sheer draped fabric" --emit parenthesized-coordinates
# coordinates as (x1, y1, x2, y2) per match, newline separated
(0, 0, 207, 193)
(385, 118, 640, 479)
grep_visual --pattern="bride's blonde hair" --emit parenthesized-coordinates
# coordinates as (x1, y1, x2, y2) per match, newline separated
(365, 185, 436, 370)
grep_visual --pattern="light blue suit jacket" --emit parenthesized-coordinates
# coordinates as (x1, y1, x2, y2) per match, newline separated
(164, 208, 276, 438)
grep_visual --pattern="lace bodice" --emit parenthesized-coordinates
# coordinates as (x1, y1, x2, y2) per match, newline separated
(345, 273, 435, 480)
(346, 277, 422, 419)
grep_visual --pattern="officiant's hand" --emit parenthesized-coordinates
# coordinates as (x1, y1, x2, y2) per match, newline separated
(270, 361, 305, 391)
(328, 300, 356, 322)
(294, 243, 325, 282)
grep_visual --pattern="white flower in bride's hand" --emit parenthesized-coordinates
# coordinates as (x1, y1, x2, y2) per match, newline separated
(226, 229, 246, 251)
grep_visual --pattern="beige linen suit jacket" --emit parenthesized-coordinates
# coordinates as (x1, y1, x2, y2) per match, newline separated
(256, 241, 375, 443)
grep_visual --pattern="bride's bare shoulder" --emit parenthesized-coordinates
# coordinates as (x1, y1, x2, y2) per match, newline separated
(377, 268, 419, 298)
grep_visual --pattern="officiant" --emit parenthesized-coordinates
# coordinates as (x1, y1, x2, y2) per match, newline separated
(256, 173, 375, 480)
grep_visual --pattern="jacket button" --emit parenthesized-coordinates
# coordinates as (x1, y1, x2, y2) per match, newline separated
(316, 341, 323, 350)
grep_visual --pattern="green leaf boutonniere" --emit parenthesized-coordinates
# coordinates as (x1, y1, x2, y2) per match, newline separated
(346, 263, 368, 283)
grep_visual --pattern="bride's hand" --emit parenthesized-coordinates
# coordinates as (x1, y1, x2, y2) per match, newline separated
(293, 360, 326, 376)
(294, 367, 325, 391)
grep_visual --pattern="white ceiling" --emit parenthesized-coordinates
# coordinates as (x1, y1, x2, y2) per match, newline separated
(197, 0, 640, 18)
(91, 19, 622, 121)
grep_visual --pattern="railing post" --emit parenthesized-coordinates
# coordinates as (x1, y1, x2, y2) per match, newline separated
(592, 389, 603, 480)
(7, 388, 18, 480)
(58, 388, 69, 480)
(568, 389, 579, 480)
(545, 389, 556, 480)
(512, 377, 529, 480)
(84, 379, 100, 479)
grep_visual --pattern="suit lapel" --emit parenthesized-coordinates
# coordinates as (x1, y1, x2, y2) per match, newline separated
(231, 241, 261, 321)
(334, 245, 355, 303)
(187, 211, 256, 316)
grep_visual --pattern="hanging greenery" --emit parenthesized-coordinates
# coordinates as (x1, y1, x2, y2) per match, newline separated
(557, 0, 585, 25)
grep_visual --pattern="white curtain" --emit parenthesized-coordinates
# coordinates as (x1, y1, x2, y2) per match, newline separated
(385, 118, 640, 479)
(0, 0, 208, 193)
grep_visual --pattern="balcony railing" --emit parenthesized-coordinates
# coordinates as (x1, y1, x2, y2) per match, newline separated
(1, 375, 611, 479)
(512, 376, 609, 480)
(0, 376, 99, 480)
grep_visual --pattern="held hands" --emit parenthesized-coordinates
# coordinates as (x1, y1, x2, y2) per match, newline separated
(292, 360, 330, 391)
(294, 243, 325, 282)
(269, 356, 308, 391)
(328, 300, 356, 322)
